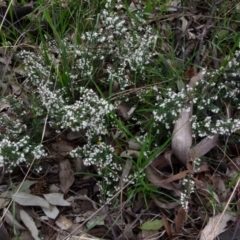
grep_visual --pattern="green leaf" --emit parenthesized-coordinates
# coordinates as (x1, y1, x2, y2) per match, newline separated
(139, 219, 163, 231)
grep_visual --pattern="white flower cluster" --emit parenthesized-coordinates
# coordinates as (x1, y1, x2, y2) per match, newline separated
(81, 0, 157, 90)
(38, 86, 114, 140)
(0, 114, 27, 138)
(0, 135, 46, 171)
(19, 0, 157, 91)
(18, 49, 57, 87)
(154, 41, 240, 138)
(193, 157, 202, 173)
(153, 88, 189, 129)
(180, 178, 195, 211)
(70, 142, 121, 201)
(0, 98, 47, 170)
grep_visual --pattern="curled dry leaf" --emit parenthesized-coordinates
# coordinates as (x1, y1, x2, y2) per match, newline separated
(59, 159, 75, 194)
(145, 164, 182, 197)
(13, 192, 50, 209)
(172, 70, 219, 167)
(171, 103, 192, 167)
(179, 16, 188, 32)
(20, 210, 41, 240)
(200, 213, 235, 240)
(191, 134, 219, 159)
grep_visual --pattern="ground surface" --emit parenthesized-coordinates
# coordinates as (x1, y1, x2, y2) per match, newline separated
(0, 0, 240, 240)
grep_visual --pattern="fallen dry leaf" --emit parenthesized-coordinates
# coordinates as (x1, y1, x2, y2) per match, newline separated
(52, 140, 74, 157)
(189, 70, 204, 88)
(138, 229, 161, 240)
(0, 220, 10, 240)
(200, 213, 235, 240)
(0, 98, 10, 112)
(128, 139, 141, 150)
(3, 208, 26, 230)
(20, 210, 41, 240)
(174, 206, 186, 233)
(191, 134, 219, 159)
(55, 215, 73, 230)
(145, 164, 182, 197)
(67, 131, 82, 140)
(117, 223, 136, 240)
(116, 103, 133, 120)
(14, 231, 34, 240)
(153, 198, 179, 209)
(59, 159, 75, 194)
(42, 204, 59, 219)
(43, 193, 71, 206)
(161, 212, 173, 240)
(13, 192, 50, 209)
(10, 82, 22, 96)
(171, 103, 192, 167)
(120, 150, 140, 159)
(172, 70, 205, 167)
(120, 159, 132, 189)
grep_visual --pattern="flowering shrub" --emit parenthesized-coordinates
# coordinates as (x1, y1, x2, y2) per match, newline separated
(153, 42, 240, 139)
(153, 42, 240, 210)
(1, 0, 239, 210)
(8, 0, 158, 197)
(16, 0, 158, 144)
